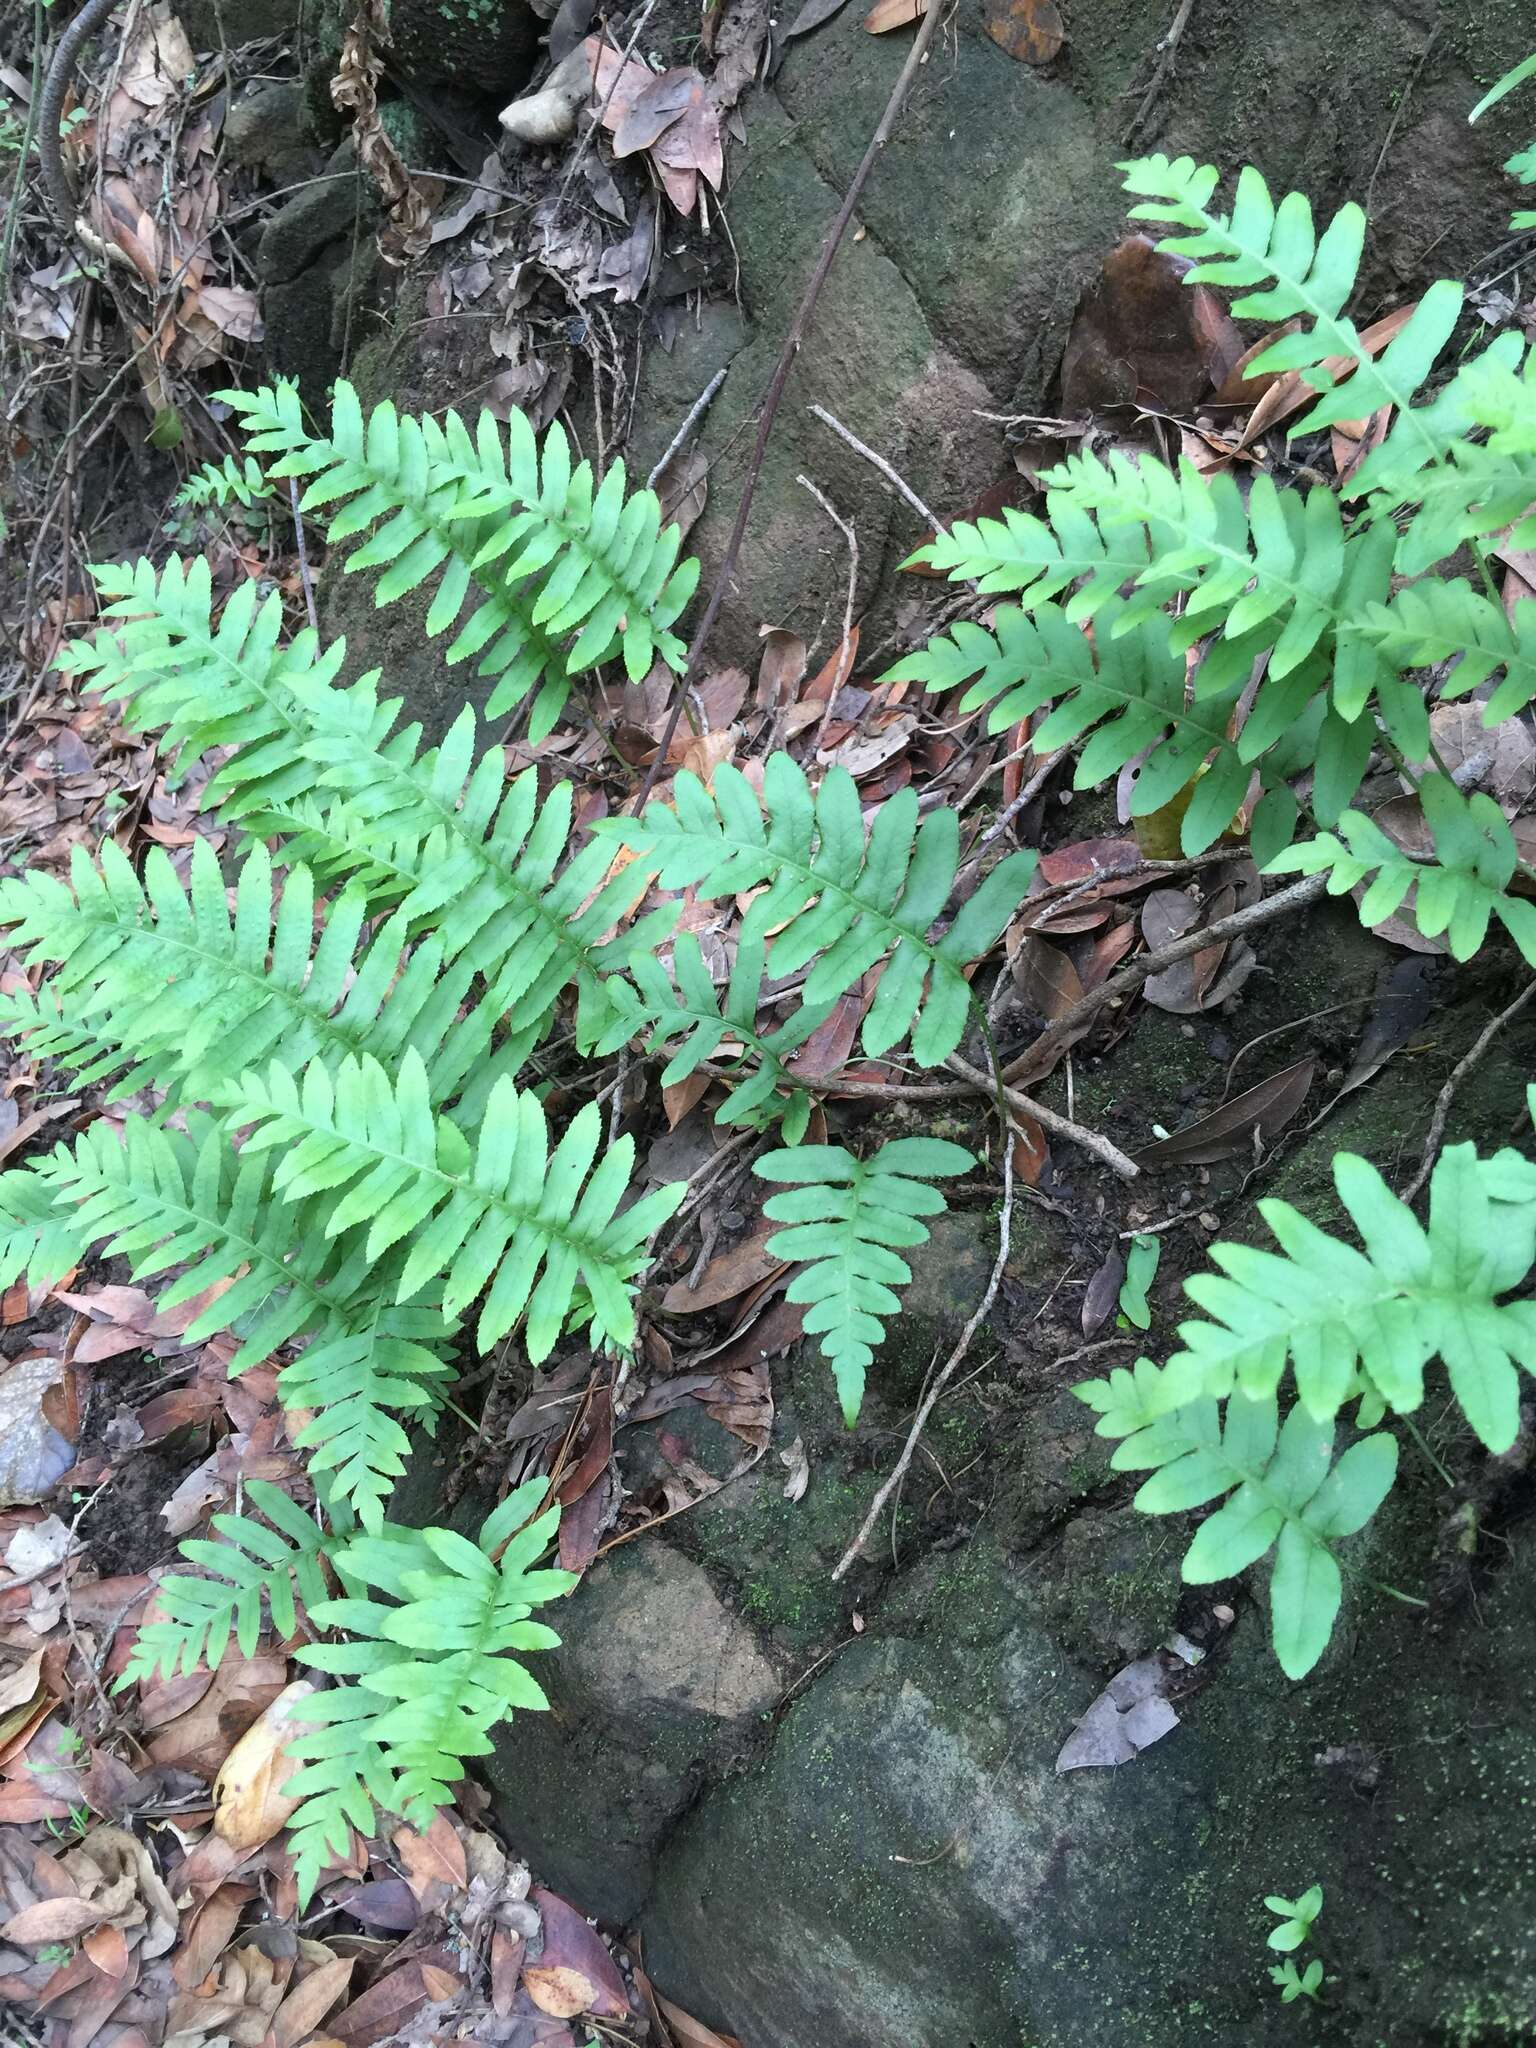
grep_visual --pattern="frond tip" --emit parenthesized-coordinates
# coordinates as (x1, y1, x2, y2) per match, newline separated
(755, 1137, 973, 1425)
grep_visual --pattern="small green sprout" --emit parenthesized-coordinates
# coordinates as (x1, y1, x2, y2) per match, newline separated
(1265, 1883, 1323, 1952)
(1269, 1957, 1324, 2003)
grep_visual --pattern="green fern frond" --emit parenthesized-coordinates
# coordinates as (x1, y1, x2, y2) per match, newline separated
(22, 1113, 343, 1370)
(232, 1048, 686, 1358)
(224, 380, 699, 731)
(1161, 1142, 1536, 1452)
(1111, 1388, 1399, 1678)
(175, 453, 270, 511)
(598, 928, 827, 1139)
(0, 1165, 90, 1291)
(881, 596, 1254, 854)
(0, 837, 518, 1115)
(602, 757, 1037, 1066)
(1267, 777, 1536, 969)
(1361, 580, 1536, 726)
(285, 1478, 576, 1895)
(754, 1137, 973, 1424)
(278, 1302, 456, 1530)
(120, 1479, 334, 1682)
(1119, 157, 1460, 460)
(55, 557, 341, 818)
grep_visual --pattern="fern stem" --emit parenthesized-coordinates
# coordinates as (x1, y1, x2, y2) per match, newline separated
(633, 0, 948, 809)
(1399, 1414, 1454, 1490)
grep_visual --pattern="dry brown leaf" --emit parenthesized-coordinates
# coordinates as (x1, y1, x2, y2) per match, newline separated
(331, 0, 432, 262)
(395, 1811, 467, 1898)
(524, 1890, 628, 2019)
(1234, 303, 1416, 451)
(981, 0, 1064, 63)
(1134, 1057, 1316, 1167)
(213, 1681, 313, 1849)
(661, 1226, 785, 1314)
(2, 1895, 107, 1945)
(271, 1953, 355, 2048)
(862, 0, 922, 27)
(654, 1987, 746, 2048)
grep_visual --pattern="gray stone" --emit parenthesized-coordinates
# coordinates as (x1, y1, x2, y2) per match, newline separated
(223, 80, 323, 190)
(643, 1528, 1536, 2046)
(480, 1538, 780, 1924)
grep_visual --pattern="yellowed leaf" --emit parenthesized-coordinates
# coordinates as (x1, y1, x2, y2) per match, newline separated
(213, 1679, 313, 1849)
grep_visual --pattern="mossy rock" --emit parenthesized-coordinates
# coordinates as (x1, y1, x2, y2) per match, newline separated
(644, 1525, 1536, 2046)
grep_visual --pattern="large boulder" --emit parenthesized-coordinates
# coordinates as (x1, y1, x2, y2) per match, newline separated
(642, 1520, 1536, 2047)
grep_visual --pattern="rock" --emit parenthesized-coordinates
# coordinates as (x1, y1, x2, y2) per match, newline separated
(223, 80, 324, 190)
(480, 1538, 780, 1923)
(175, 0, 308, 47)
(384, 0, 540, 99)
(256, 145, 380, 396)
(643, 1527, 1536, 2045)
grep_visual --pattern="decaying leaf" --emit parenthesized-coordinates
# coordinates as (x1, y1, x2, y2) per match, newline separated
(331, 0, 432, 261)
(981, 0, 1064, 64)
(863, 0, 922, 29)
(213, 1681, 314, 1849)
(1134, 1057, 1316, 1168)
(1056, 1639, 1201, 1771)
(779, 1435, 810, 1502)
(524, 1890, 629, 2019)
(1062, 237, 1241, 415)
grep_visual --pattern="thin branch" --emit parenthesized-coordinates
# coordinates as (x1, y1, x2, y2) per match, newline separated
(946, 1052, 1140, 1180)
(806, 402, 940, 532)
(1401, 977, 1536, 1203)
(1004, 872, 1329, 1085)
(832, 1127, 1015, 1581)
(646, 366, 729, 490)
(289, 479, 319, 634)
(631, 0, 949, 812)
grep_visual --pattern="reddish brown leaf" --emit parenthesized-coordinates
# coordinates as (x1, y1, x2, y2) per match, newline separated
(396, 1811, 467, 1897)
(330, 1947, 460, 2046)
(272, 1955, 356, 2048)
(981, 0, 1064, 63)
(1062, 238, 1241, 415)
(335, 1878, 421, 1931)
(862, 0, 921, 26)
(661, 1226, 785, 1314)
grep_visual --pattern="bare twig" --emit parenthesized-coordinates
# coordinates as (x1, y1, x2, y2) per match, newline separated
(1004, 872, 1329, 1085)
(973, 749, 1059, 856)
(832, 1128, 1015, 1581)
(289, 479, 319, 633)
(1126, 0, 1197, 145)
(946, 1052, 1141, 1180)
(806, 402, 940, 532)
(1401, 978, 1536, 1203)
(645, 366, 729, 490)
(632, 0, 949, 813)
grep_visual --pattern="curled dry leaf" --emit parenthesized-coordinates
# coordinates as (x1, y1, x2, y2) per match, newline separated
(213, 1680, 314, 1850)
(1056, 1640, 1201, 1771)
(981, 0, 1064, 63)
(779, 1435, 810, 1501)
(331, 0, 432, 261)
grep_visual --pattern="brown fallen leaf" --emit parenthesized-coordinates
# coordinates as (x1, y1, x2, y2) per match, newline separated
(330, 1948, 461, 2046)
(1080, 1250, 1126, 1339)
(1134, 1057, 1316, 1168)
(862, 0, 922, 29)
(1056, 1641, 1200, 1771)
(212, 1681, 312, 1849)
(981, 0, 1064, 63)
(271, 1955, 356, 2048)
(1233, 303, 1417, 452)
(396, 1810, 468, 1899)
(524, 1890, 629, 2019)
(661, 1226, 786, 1314)
(1, 1895, 108, 1945)
(1062, 237, 1242, 416)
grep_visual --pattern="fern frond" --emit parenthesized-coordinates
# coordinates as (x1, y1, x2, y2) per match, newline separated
(224, 380, 699, 731)
(598, 929, 827, 1139)
(175, 454, 270, 511)
(0, 837, 519, 1115)
(1267, 777, 1536, 969)
(55, 556, 342, 817)
(602, 757, 1037, 1066)
(882, 596, 1255, 853)
(285, 1479, 576, 1895)
(0, 1164, 90, 1290)
(1110, 1388, 1399, 1678)
(1159, 1142, 1536, 1453)
(120, 1479, 334, 1682)
(278, 1302, 456, 1530)
(1119, 157, 1460, 460)
(232, 1048, 686, 1358)
(24, 1114, 343, 1370)
(754, 1137, 973, 1424)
